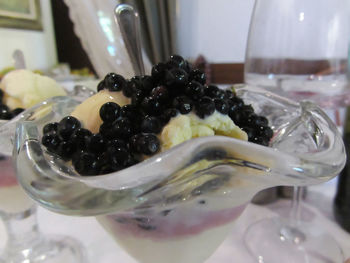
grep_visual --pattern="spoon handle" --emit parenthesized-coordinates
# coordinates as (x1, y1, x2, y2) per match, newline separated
(114, 4, 145, 76)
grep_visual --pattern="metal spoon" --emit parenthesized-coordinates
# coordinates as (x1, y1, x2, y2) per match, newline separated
(114, 4, 145, 76)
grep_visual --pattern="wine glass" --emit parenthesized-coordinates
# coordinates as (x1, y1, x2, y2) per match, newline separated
(244, 0, 350, 262)
(245, 0, 350, 108)
(4, 86, 345, 263)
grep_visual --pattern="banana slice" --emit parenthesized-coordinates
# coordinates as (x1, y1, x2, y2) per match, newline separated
(71, 90, 130, 133)
(160, 111, 247, 151)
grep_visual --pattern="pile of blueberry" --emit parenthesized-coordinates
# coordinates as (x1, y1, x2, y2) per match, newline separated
(41, 55, 273, 176)
(0, 89, 24, 120)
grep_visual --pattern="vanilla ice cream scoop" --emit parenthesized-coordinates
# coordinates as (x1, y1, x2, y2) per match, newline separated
(0, 69, 67, 109)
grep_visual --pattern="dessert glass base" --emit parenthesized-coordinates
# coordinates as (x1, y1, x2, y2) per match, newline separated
(244, 217, 344, 263)
(0, 205, 87, 263)
(9, 86, 346, 263)
(0, 156, 88, 263)
(0, 220, 87, 263)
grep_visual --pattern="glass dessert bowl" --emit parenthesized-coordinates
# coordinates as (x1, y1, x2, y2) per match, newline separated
(11, 86, 345, 263)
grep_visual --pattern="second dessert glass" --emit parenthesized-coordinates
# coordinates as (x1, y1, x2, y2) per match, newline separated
(0, 157, 87, 263)
(9, 86, 346, 263)
(0, 85, 94, 262)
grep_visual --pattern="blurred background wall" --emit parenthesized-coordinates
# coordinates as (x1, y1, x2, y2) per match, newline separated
(176, 0, 255, 62)
(0, 0, 57, 70)
(0, 0, 255, 72)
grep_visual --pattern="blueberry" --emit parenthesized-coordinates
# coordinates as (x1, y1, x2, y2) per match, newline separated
(0, 105, 13, 120)
(107, 138, 128, 149)
(167, 55, 190, 72)
(140, 75, 154, 93)
(131, 89, 145, 106)
(241, 126, 256, 140)
(57, 116, 81, 140)
(168, 54, 185, 67)
(228, 97, 244, 112)
(216, 89, 226, 99)
(97, 152, 115, 174)
(214, 98, 229, 114)
(259, 126, 273, 139)
(141, 97, 163, 116)
(43, 122, 59, 134)
(185, 81, 205, 101)
(173, 96, 193, 114)
(99, 122, 114, 140)
(195, 96, 215, 118)
(56, 140, 76, 160)
(242, 104, 255, 114)
(252, 136, 269, 146)
(150, 86, 169, 103)
(165, 68, 189, 90)
(104, 73, 127, 92)
(109, 146, 130, 167)
(129, 75, 154, 93)
(42, 132, 61, 152)
(127, 76, 141, 94)
(151, 62, 168, 83)
(129, 134, 142, 153)
(73, 152, 99, 175)
(99, 102, 120, 123)
(228, 99, 244, 119)
(123, 80, 135, 98)
(254, 116, 269, 127)
(141, 116, 162, 134)
(70, 128, 92, 149)
(189, 69, 206, 85)
(204, 85, 220, 97)
(159, 108, 179, 124)
(137, 134, 160, 155)
(97, 80, 105, 92)
(87, 133, 106, 153)
(229, 110, 243, 125)
(224, 89, 235, 100)
(11, 108, 24, 116)
(112, 118, 133, 139)
(0, 89, 3, 101)
(233, 108, 255, 127)
(120, 104, 139, 119)
(242, 113, 258, 126)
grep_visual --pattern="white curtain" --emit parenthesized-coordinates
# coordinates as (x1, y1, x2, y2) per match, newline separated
(63, 0, 151, 79)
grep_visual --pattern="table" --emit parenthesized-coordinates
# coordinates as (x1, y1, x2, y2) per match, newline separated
(9, 177, 347, 263)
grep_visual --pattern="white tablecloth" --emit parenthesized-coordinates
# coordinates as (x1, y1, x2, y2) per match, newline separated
(1, 177, 347, 263)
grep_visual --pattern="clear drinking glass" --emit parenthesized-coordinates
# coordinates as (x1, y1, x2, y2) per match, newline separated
(245, 0, 350, 109)
(4, 86, 345, 263)
(244, 0, 350, 262)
